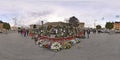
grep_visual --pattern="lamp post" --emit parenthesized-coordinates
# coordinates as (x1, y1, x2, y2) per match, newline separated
(41, 21, 43, 28)
(12, 17, 17, 31)
(94, 19, 97, 29)
(13, 17, 17, 26)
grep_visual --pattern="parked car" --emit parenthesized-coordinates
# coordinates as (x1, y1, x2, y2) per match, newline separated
(115, 30, 120, 33)
(97, 30, 103, 33)
(104, 30, 110, 33)
(97, 29, 110, 33)
(0, 30, 2, 33)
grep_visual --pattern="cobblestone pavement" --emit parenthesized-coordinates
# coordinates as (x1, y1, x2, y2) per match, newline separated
(0, 32, 120, 60)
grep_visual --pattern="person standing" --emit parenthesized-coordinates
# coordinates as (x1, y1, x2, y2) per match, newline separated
(26, 29, 29, 36)
(86, 29, 90, 38)
(20, 29, 23, 35)
(83, 29, 86, 38)
(93, 29, 96, 34)
(22, 29, 26, 37)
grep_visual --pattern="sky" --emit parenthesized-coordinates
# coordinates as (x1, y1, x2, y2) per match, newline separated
(0, 0, 120, 28)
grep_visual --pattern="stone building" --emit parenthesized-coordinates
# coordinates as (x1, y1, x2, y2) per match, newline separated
(29, 22, 85, 29)
(113, 22, 120, 30)
(0, 21, 3, 32)
(44, 22, 66, 27)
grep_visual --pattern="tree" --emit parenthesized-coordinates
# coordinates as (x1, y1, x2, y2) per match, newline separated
(3, 22, 11, 30)
(96, 25, 102, 29)
(18, 27, 21, 29)
(68, 16, 80, 35)
(69, 16, 79, 27)
(33, 24, 36, 29)
(105, 22, 113, 30)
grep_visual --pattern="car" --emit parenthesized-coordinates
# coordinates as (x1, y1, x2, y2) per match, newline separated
(97, 29, 110, 33)
(115, 30, 120, 33)
(97, 30, 104, 33)
(0, 30, 2, 33)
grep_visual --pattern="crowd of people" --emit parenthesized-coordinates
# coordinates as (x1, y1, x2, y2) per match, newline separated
(18, 29, 29, 37)
(17, 28, 91, 39)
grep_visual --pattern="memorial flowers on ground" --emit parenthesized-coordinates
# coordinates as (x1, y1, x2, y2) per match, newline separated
(29, 16, 85, 52)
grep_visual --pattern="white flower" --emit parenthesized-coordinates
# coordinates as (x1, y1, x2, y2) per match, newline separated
(51, 42, 62, 50)
(70, 40, 76, 44)
(75, 38, 80, 43)
(36, 39, 45, 47)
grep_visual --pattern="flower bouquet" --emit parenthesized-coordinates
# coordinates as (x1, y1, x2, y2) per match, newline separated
(62, 41, 72, 49)
(36, 40, 45, 47)
(70, 39, 76, 45)
(75, 38, 81, 43)
(50, 42, 62, 51)
(43, 41, 51, 49)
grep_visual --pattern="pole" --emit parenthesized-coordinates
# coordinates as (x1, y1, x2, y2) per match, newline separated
(41, 21, 43, 28)
(94, 19, 97, 29)
(13, 17, 17, 31)
(13, 17, 17, 26)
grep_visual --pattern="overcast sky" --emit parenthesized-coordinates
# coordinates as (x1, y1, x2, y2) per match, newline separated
(0, 0, 120, 27)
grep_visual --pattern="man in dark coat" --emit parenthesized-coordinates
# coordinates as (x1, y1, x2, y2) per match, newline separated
(86, 29, 90, 38)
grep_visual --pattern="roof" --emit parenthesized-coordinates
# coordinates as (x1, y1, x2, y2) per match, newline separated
(115, 22, 120, 23)
(115, 21, 120, 23)
(0, 21, 3, 23)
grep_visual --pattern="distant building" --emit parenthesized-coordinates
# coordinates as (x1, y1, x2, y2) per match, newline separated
(29, 22, 85, 29)
(0, 21, 11, 32)
(11, 26, 18, 31)
(0, 22, 3, 29)
(44, 22, 66, 27)
(113, 22, 120, 30)
(0, 21, 3, 32)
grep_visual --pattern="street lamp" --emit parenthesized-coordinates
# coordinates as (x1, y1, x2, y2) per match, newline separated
(13, 17, 17, 26)
(94, 19, 97, 28)
(41, 21, 43, 26)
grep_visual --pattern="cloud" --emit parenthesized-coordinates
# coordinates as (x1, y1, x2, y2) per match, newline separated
(0, 0, 120, 27)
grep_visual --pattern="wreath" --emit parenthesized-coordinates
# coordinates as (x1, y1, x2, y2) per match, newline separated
(75, 38, 80, 43)
(62, 41, 72, 49)
(36, 40, 45, 47)
(70, 39, 76, 45)
(51, 42, 62, 51)
(43, 41, 51, 49)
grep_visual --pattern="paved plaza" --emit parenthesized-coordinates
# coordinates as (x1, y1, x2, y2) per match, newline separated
(0, 32, 120, 60)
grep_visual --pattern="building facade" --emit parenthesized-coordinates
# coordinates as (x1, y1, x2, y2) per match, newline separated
(0, 22, 3, 32)
(29, 22, 85, 30)
(113, 22, 120, 30)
